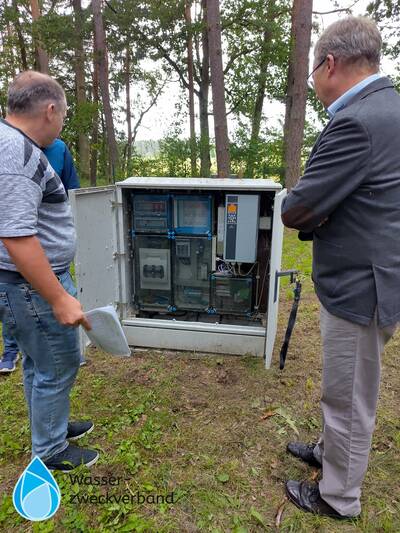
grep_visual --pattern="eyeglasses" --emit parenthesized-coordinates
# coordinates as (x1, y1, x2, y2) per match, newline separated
(307, 57, 326, 89)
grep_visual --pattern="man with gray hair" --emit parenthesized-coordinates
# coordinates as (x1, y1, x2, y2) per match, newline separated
(0, 71, 97, 470)
(281, 17, 400, 518)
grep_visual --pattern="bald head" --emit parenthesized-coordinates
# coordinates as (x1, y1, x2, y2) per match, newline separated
(5, 71, 67, 146)
(7, 71, 66, 116)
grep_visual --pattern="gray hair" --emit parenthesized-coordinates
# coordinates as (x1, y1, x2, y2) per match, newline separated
(7, 70, 66, 115)
(314, 16, 382, 69)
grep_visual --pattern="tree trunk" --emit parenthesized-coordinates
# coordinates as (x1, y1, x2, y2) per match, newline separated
(282, 0, 313, 190)
(12, 0, 28, 70)
(100, 111, 109, 180)
(207, 0, 230, 178)
(185, 2, 197, 176)
(6, 20, 17, 77)
(72, 0, 90, 182)
(199, 0, 211, 177)
(246, 3, 275, 179)
(125, 45, 132, 177)
(30, 0, 49, 73)
(0, 30, 10, 86)
(92, 0, 119, 181)
(90, 35, 100, 187)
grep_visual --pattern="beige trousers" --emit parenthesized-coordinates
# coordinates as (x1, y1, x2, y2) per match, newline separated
(313, 305, 397, 517)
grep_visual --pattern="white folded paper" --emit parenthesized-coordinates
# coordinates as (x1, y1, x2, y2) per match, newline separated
(84, 305, 131, 357)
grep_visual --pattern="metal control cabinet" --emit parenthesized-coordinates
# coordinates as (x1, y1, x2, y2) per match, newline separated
(70, 177, 286, 368)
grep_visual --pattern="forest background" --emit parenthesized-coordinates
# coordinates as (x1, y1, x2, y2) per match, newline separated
(0, 0, 399, 189)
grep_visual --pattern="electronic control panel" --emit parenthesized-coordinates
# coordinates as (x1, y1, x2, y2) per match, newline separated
(173, 195, 212, 235)
(132, 194, 171, 233)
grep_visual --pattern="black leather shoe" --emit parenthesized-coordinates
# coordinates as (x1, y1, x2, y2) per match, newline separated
(285, 480, 356, 519)
(287, 441, 321, 468)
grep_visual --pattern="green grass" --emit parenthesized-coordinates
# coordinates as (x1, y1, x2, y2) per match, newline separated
(0, 228, 399, 531)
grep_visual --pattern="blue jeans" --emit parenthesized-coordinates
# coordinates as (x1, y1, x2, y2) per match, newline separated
(0, 271, 81, 459)
(1, 280, 85, 364)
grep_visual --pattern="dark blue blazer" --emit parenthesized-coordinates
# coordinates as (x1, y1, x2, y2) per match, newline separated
(282, 77, 400, 327)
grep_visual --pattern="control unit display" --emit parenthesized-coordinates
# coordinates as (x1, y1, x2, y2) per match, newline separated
(174, 195, 212, 235)
(132, 194, 171, 234)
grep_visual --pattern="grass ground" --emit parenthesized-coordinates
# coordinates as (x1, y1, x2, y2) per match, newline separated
(0, 229, 399, 532)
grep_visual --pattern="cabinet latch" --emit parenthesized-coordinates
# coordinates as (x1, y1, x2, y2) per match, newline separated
(274, 269, 298, 302)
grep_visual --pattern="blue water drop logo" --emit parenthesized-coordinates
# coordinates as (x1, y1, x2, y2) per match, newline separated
(12, 456, 61, 521)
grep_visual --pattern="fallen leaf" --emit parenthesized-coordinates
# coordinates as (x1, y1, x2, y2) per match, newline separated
(260, 410, 277, 420)
(275, 497, 288, 527)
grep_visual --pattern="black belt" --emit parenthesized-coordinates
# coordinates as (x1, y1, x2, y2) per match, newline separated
(280, 278, 302, 370)
(0, 268, 69, 284)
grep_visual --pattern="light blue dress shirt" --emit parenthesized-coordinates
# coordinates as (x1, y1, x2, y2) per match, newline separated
(327, 73, 382, 118)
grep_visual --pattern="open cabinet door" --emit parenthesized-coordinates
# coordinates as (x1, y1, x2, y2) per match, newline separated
(264, 188, 287, 368)
(69, 186, 121, 315)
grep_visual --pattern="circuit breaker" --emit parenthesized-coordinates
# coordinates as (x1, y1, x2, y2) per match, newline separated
(134, 235, 172, 309)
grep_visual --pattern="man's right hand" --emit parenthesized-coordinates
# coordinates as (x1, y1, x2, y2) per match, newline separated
(52, 292, 91, 330)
